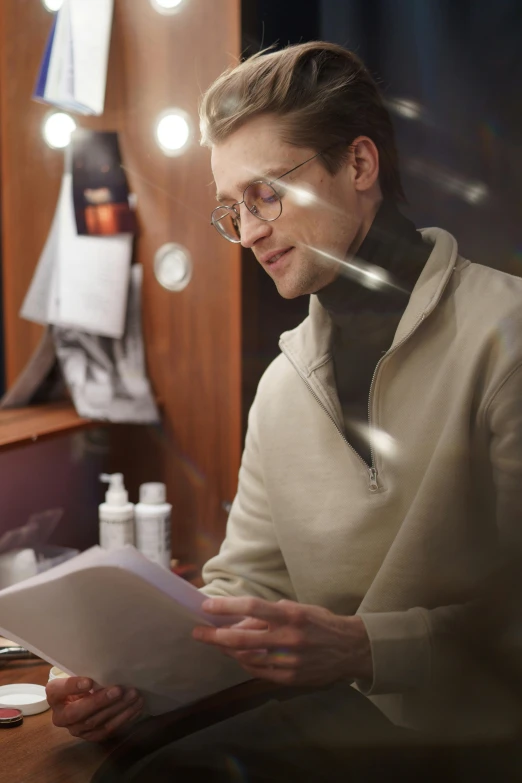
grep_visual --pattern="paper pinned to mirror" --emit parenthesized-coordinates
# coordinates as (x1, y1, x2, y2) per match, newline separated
(17, 128, 158, 423)
(21, 173, 132, 340)
(33, 0, 114, 116)
(21, 129, 135, 339)
(54, 265, 161, 424)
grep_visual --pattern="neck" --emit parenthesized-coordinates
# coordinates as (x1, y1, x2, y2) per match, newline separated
(347, 196, 382, 258)
(317, 200, 432, 317)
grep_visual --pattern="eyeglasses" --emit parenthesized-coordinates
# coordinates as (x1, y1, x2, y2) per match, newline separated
(210, 148, 337, 244)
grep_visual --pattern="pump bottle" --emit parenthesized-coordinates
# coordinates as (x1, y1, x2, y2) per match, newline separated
(99, 473, 135, 550)
(135, 482, 172, 569)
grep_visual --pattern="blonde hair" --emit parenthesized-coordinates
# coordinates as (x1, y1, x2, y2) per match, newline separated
(200, 41, 405, 202)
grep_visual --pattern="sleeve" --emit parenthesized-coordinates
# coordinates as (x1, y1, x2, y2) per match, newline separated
(200, 391, 296, 602)
(357, 362, 522, 696)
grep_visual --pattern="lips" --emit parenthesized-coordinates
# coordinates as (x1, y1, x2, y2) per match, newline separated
(261, 248, 293, 266)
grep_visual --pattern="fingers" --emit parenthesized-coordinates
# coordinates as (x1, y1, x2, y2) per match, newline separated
(68, 691, 144, 741)
(47, 675, 146, 743)
(52, 685, 127, 728)
(76, 699, 144, 743)
(72, 689, 141, 733)
(193, 623, 303, 650)
(46, 676, 93, 707)
(202, 597, 292, 623)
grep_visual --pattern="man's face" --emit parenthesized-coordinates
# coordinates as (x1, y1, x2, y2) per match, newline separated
(211, 115, 364, 299)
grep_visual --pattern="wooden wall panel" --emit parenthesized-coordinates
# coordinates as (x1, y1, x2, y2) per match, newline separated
(0, 0, 242, 564)
(0, 0, 63, 383)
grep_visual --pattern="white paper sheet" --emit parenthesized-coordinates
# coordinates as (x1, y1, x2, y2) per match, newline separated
(43, 0, 72, 107)
(69, 0, 114, 116)
(35, 0, 114, 116)
(0, 546, 249, 715)
(20, 179, 64, 326)
(22, 173, 131, 339)
(55, 173, 132, 338)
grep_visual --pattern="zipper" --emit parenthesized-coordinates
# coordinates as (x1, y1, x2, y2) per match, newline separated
(281, 256, 455, 492)
(364, 310, 432, 488)
(283, 307, 437, 493)
(283, 351, 379, 491)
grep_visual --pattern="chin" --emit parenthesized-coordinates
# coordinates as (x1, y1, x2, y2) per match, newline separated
(273, 279, 307, 299)
(275, 286, 300, 300)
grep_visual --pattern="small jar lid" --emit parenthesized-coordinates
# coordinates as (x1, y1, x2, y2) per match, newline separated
(0, 684, 49, 716)
(0, 707, 23, 728)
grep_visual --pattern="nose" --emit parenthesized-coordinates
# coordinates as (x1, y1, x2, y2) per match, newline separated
(239, 204, 272, 249)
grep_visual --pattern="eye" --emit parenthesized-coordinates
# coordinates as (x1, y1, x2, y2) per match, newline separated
(261, 192, 279, 204)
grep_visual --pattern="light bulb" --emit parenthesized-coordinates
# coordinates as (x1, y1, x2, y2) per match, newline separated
(42, 0, 64, 11)
(155, 110, 191, 156)
(150, 0, 185, 14)
(154, 244, 192, 291)
(42, 112, 77, 149)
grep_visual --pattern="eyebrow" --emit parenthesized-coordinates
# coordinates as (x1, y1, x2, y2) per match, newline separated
(215, 166, 288, 203)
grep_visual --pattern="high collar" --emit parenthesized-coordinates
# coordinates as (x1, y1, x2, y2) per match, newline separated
(279, 228, 458, 379)
(317, 200, 431, 319)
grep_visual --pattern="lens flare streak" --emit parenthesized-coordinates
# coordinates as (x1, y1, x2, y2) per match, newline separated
(306, 245, 410, 295)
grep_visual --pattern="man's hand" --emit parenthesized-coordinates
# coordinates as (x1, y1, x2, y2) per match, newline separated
(192, 597, 373, 686)
(46, 676, 144, 743)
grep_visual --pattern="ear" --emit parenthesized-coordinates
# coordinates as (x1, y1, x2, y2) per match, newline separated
(349, 136, 380, 193)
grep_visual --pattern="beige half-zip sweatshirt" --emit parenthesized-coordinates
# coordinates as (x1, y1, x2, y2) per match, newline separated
(202, 228, 522, 738)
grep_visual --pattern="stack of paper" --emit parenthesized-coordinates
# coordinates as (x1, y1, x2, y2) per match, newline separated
(34, 0, 114, 116)
(0, 546, 251, 715)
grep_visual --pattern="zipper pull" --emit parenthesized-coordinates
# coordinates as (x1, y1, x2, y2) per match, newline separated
(368, 467, 378, 492)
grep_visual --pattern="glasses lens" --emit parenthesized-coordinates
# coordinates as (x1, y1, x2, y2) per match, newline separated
(212, 207, 241, 242)
(244, 182, 281, 221)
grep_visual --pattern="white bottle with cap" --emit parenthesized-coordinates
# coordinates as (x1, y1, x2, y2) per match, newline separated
(135, 482, 172, 569)
(98, 473, 135, 550)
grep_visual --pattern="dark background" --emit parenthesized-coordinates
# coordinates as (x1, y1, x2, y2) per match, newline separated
(240, 0, 522, 410)
(243, 0, 522, 273)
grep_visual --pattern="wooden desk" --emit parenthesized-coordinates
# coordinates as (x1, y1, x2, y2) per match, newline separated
(0, 659, 111, 783)
(0, 657, 279, 783)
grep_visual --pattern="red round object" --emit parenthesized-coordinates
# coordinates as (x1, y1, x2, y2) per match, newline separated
(0, 708, 21, 718)
(0, 707, 23, 727)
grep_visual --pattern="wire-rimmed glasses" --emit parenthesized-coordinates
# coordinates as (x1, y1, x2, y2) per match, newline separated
(210, 149, 329, 244)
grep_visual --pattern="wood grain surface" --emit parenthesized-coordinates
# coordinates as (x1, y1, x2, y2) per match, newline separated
(0, 0, 242, 564)
(0, 401, 92, 450)
(0, 659, 110, 783)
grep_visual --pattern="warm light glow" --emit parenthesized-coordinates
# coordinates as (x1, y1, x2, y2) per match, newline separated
(388, 97, 422, 120)
(42, 112, 77, 149)
(465, 182, 489, 205)
(155, 110, 191, 156)
(286, 185, 317, 207)
(42, 0, 64, 11)
(407, 158, 489, 206)
(150, 0, 185, 14)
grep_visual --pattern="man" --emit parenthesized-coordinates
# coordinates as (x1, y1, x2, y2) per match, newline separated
(47, 42, 522, 780)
